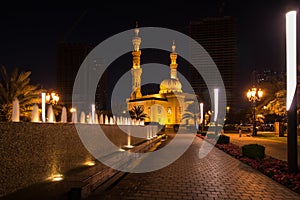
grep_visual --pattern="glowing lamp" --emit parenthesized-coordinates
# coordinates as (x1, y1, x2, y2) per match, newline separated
(214, 88, 219, 122)
(258, 89, 263, 98)
(200, 103, 204, 124)
(247, 90, 251, 99)
(53, 95, 59, 103)
(286, 11, 297, 111)
(45, 94, 50, 102)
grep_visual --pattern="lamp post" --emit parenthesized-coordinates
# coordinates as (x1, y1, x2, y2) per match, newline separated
(247, 87, 263, 136)
(199, 103, 204, 132)
(286, 10, 298, 173)
(214, 88, 219, 135)
(42, 93, 46, 122)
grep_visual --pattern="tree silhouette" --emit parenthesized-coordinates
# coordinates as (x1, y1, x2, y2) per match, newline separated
(0, 66, 44, 121)
(129, 105, 147, 121)
(181, 99, 199, 128)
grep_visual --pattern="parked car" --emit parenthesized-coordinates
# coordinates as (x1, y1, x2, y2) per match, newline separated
(204, 122, 223, 132)
(259, 123, 274, 131)
(236, 123, 255, 132)
(223, 123, 238, 132)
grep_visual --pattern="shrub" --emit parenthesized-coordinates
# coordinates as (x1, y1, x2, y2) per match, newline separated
(206, 133, 216, 139)
(242, 144, 265, 160)
(197, 131, 207, 136)
(217, 134, 230, 144)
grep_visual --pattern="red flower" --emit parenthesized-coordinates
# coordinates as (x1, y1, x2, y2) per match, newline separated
(209, 140, 300, 195)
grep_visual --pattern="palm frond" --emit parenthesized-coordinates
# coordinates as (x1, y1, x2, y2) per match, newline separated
(129, 105, 148, 121)
(0, 66, 42, 121)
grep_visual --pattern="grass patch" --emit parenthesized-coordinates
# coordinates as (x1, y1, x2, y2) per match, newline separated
(255, 132, 300, 143)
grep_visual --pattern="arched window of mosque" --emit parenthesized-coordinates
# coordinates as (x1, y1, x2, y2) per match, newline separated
(167, 107, 172, 114)
(158, 106, 161, 114)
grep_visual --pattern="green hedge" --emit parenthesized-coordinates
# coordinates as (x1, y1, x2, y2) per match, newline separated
(206, 133, 216, 139)
(217, 135, 230, 144)
(242, 144, 265, 160)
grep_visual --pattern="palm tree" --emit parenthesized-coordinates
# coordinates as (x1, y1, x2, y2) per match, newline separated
(182, 112, 197, 125)
(0, 66, 44, 121)
(129, 105, 147, 121)
(256, 73, 285, 113)
(181, 99, 199, 129)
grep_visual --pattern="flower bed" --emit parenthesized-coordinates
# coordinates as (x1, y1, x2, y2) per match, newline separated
(196, 134, 300, 194)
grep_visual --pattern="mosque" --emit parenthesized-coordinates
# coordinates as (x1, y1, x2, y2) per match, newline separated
(127, 25, 198, 130)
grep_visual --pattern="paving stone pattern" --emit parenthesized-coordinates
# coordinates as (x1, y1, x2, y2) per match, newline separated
(87, 134, 300, 200)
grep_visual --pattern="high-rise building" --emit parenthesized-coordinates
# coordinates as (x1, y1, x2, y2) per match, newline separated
(189, 16, 238, 112)
(56, 42, 107, 110)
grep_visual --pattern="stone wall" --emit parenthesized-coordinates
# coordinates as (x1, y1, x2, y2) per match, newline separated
(0, 122, 147, 197)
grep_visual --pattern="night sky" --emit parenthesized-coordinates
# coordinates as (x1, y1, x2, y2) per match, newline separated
(0, 0, 298, 93)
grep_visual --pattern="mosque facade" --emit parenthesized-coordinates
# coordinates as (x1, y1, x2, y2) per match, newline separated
(127, 26, 197, 130)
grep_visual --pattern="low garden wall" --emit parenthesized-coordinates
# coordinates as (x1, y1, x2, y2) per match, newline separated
(0, 122, 148, 197)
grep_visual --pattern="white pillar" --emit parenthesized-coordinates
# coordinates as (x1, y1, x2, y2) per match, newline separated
(91, 104, 95, 124)
(41, 93, 46, 122)
(214, 88, 219, 122)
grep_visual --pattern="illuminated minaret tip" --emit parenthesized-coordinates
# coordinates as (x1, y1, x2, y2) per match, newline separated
(132, 21, 141, 52)
(170, 40, 178, 80)
(172, 40, 176, 52)
(131, 22, 142, 99)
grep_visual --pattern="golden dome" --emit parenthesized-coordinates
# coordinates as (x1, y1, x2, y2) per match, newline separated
(159, 78, 182, 94)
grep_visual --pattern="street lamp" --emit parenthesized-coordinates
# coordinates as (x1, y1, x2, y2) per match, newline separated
(41, 92, 59, 123)
(247, 87, 263, 136)
(46, 92, 59, 105)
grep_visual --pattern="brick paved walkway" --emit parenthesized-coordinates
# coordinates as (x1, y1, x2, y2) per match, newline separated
(87, 134, 300, 200)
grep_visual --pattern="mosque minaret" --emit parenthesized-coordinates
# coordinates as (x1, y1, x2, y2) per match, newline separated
(130, 23, 142, 99)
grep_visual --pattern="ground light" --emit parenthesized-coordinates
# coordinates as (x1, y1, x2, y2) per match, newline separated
(51, 174, 64, 182)
(85, 161, 96, 166)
